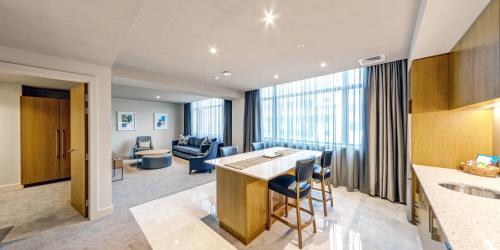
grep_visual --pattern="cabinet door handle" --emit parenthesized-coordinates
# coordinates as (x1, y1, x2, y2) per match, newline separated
(62, 129, 66, 158)
(56, 129, 60, 159)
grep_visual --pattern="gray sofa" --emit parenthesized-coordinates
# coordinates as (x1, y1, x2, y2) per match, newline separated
(172, 136, 220, 159)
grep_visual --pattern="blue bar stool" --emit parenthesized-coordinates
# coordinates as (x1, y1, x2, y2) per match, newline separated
(267, 156, 317, 249)
(312, 150, 334, 216)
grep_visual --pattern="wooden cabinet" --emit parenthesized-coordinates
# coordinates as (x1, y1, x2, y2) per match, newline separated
(21, 96, 70, 185)
(411, 55, 493, 169)
(449, 0, 500, 109)
(411, 54, 449, 113)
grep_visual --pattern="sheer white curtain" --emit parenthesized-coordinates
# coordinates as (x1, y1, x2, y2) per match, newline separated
(190, 98, 224, 141)
(260, 68, 368, 191)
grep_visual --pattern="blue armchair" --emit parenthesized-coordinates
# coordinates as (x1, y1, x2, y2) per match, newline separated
(189, 141, 219, 174)
(133, 136, 153, 159)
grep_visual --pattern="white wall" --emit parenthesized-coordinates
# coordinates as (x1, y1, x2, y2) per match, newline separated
(0, 45, 113, 220)
(0, 83, 21, 188)
(232, 97, 245, 151)
(494, 107, 500, 158)
(112, 98, 182, 157)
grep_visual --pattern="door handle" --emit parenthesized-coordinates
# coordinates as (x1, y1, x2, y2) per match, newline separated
(56, 129, 60, 159)
(62, 129, 66, 158)
(67, 149, 77, 153)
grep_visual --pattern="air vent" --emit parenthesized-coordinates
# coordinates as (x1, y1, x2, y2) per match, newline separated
(358, 54, 386, 66)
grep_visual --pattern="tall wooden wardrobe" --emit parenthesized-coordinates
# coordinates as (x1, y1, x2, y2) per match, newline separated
(21, 95, 71, 185)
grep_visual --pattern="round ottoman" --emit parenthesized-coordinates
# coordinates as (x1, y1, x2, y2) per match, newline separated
(142, 154, 172, 169)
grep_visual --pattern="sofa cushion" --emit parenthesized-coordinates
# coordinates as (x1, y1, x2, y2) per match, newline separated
(187, 136, 196, 146)
(191, 137, 205, 147)
(178, 135, 189, 145)
(138, 141, 151, 148)
(172, 145, 201, 155)
(201, 137, 210, 145)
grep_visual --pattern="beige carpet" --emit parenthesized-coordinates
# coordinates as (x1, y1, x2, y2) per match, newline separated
(1, 157, 216, 249)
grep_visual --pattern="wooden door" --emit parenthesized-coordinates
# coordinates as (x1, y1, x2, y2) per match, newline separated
(21, 96, 60, 185)
(59, 99, 71, 178)
(70, 83, 87, 217)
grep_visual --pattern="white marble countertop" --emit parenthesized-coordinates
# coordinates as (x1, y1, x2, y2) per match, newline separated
(413, 164, 500, 250)
(205, 147, 321, 180)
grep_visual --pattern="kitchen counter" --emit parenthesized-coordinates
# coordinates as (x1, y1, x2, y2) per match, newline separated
(413, 165, 500, 250)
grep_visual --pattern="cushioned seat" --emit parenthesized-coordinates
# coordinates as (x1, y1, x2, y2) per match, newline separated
(268, 174, 312, 199)
(251, 142, 265, 151)
(219, 145, 238, 157)
(172, 145, 202, 155)
(267, 157, 317, 249)
(172, 136, 220, 159)
(313, 165, 331, 179)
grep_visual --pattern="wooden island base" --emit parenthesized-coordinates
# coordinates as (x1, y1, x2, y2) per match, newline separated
(216, 167, 289, 244)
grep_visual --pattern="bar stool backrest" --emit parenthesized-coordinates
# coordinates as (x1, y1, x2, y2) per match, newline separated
(320, 150, 333, 168)
(295, 156, 316, 183)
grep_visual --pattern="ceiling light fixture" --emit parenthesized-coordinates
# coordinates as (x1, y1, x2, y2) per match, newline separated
(297, 44, 305, 49)
(222, 71, 231, 76)
(274, 74, 279, 79)
(156, 95, 160, 99)
(214, 76, 220, 80)
(320, 62, 327, 68)
(263, 9, 277, 26)
(209, 46, 218, 55)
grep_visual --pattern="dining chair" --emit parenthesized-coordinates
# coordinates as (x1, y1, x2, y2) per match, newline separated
(312, 150, 334, 216)
(251, 142, 265, 151)
(267, 156, 317, 249)
(219, 145, 239, 157)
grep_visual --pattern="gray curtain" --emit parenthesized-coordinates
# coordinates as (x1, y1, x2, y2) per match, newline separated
(183, 103, 191, 136)
(243, 89, 261, 152)
(366, 59, 408, 203)
(223, 100, 232, 146)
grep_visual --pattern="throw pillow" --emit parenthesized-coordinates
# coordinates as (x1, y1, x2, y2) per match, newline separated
(201, 137, 210, 145)
(138, 141, 151, 148)
(178, 135, 189, 145)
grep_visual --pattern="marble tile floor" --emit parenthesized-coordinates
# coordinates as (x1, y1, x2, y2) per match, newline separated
(131, 181, 422, 250)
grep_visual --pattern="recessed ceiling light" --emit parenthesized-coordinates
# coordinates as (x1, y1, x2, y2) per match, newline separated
(222, 71, 231, 76)
(263, 9, 277, 26)
(274, 74, 279, 79)
(320, 62, 327, 68)
(156, 95, 160, 99)
(209, 46, 217, 55)
(297, 44, 305, 49)
(214, 76, 220, 80)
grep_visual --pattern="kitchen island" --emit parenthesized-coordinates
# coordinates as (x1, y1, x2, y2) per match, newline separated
(205, 147, 321, 244)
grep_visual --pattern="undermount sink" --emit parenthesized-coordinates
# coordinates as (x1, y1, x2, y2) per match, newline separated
(439, 183, 500, 199)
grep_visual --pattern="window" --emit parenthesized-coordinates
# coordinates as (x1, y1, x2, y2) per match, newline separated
(260, 68, 365, 149)
(190, 98, 224, 141)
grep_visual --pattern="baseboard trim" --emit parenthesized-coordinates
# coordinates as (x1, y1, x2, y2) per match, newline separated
(92, 205, 114, 220)
(0, 183, 22, 192)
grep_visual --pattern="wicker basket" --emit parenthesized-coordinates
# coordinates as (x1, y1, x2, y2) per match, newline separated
(461, 162, 500, 177)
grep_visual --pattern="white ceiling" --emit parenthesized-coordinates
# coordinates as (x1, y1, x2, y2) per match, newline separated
(0, 0, 492, 102)
(116, 0, 420, 91)
(409, 0, 490, 61)
(0, 72, 77, 89)
(112, 83, 205, 103)
(0, 0, 145, 66)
